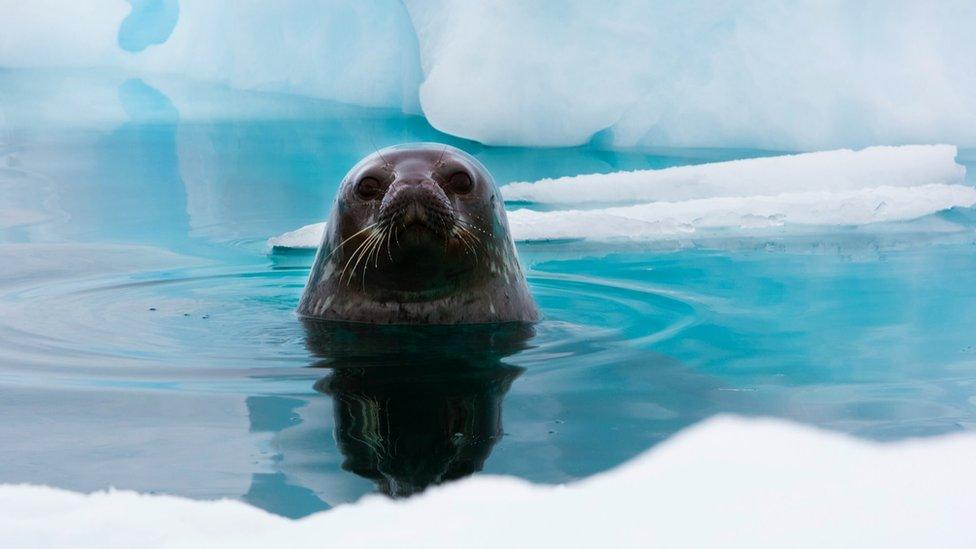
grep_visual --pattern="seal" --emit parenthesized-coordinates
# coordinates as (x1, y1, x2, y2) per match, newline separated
(298, 143, 539, 324)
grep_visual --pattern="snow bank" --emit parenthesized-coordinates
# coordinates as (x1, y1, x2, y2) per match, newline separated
(2, 416, 975, 548)
(503, 145, 966, 205)
(4, 3, 976, 148)
(269, 146, 974, 247)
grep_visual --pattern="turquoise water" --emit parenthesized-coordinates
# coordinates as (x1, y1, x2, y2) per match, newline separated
(3, 71, 976, 517)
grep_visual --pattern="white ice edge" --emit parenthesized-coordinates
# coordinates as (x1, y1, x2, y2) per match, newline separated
(2, 416, 975, 548)
(508, 184, 976, 242)
(269, 145, 974, 248)
(501, 145, 966, 204)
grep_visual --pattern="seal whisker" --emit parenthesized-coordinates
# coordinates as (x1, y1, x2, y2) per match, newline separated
(361, 230, 386, 292)
(340, 228, 383, 286)
(454, 229, 477, 256)
(370, 224, 388, 269)
(325, 222, 380, 262)
(455, 218, 488, 236)
(454, 226, 482, 258)
(436, 145, 448, 167)
(384, 222, 395, 261)
(455, 222, 487, 253)
(338, 235, 369, 286)
(348, 229, 385, 287)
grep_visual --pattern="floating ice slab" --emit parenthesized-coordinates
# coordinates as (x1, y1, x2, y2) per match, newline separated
(2, 416, 975, 548)
(502, 145, 966, 205)
(269, 146, 974, 247)
(268, 222, 329, 250)
(508, 184, 976, 242)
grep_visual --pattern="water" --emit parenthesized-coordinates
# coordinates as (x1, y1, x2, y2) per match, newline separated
(3, 70, 976, 517)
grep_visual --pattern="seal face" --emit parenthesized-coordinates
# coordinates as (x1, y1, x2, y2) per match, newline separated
(298, 143, 539, 324)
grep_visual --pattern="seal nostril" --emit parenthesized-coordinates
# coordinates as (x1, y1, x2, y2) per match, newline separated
(379, 176, 457, 235)
(402, 201, 427, 224)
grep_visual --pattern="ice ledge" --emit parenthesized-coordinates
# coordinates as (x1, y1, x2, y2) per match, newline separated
(2, 415, 975, 548)
(269, 145, 974, 247)
(502, 145, 966, 205)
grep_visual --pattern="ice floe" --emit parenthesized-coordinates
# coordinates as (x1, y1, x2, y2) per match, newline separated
(508, 184, 976, 242)
(502, 145, 965, 205)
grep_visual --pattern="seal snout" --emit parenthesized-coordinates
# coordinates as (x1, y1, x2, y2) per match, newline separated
(379, 179, 455, 236)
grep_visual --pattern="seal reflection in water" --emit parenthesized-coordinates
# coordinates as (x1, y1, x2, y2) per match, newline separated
(298, 143, 539, 324)
(305, 320, 533, 497)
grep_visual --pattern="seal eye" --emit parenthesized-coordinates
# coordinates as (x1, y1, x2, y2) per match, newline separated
(356, 177, 383, 200)
(449, 172, 473, 195)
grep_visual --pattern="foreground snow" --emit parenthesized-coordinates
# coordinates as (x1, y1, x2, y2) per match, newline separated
(1, 416, 974, 548)
(269, 145, 974, 247)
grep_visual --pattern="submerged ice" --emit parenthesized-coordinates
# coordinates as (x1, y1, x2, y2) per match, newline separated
(4, 1, 976, 148)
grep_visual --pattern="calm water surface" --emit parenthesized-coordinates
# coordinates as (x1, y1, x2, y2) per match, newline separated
(2, 71, 976, 517)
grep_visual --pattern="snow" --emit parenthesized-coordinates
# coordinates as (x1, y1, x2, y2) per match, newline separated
(268, 145, 974, 247)
(2, 416, 975, 548)
(4, 3, 976, 148)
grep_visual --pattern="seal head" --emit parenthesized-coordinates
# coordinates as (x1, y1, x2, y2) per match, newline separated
(298, 143, 539, 324)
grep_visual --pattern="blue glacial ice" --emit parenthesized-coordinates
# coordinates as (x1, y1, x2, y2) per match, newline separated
(3, 1, 976, 149)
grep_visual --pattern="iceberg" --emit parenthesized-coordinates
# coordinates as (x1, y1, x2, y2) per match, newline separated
(4, 2, 976, 148)
(404, 1, 976, 148)
(0, 0, 422, 111)
(2, 416, 975, 547)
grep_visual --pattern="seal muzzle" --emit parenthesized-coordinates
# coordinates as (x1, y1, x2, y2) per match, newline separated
(379, 179, 455, 237)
